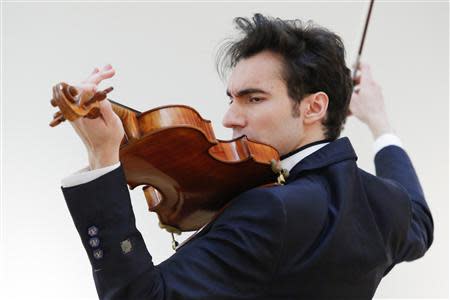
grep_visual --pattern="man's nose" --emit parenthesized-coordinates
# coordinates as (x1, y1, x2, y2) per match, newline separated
(222, 103, 246, 129)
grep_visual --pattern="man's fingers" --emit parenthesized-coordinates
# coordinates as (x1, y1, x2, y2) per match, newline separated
(92, 64, 115, 85)
(75, 82, 97, 92)
(75, 64, 114, 106)
(74, 83, 97, 106)
(82, 64, 115, 85)
(102, 64, 113, 71)
(353, 75, 361, 86)
(82, 69, 99, 84)
(90, 67, 100, 75)
(89, 68, 115, 85)
(359, 63, 374, 84)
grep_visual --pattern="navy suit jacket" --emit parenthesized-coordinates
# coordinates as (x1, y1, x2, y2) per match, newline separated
(62, 137, 434, 300)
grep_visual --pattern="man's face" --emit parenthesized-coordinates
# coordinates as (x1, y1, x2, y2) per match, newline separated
(222, 51, 305, 156)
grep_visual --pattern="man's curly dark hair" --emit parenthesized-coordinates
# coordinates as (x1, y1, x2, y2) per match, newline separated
(216, 13, 353, 140)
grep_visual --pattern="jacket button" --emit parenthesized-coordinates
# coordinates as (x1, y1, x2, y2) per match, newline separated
(89, 237, 100, 248)
(87, 226, 99, 237)
(120, 239, 133, 254)
(93, 249, 103, 260)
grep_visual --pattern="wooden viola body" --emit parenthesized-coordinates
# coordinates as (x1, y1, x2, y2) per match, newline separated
(119, 105, 279, 231)
(50, 83, 280, 232)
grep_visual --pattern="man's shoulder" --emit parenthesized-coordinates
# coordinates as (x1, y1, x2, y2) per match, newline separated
(270, 176, 329, 214)
(273, 178, 329, 228)
(227, 177, 328, 210)
(219, 178, 329, 232)
(220, 187, 286, 220)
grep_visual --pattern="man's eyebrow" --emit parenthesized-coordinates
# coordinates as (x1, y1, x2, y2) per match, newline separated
(226, 88, 270, 97)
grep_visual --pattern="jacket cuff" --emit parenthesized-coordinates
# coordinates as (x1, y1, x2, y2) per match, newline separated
(373, 133, 403, 155)
(61, 165, 153, 282)
(61, 162, 121, 188)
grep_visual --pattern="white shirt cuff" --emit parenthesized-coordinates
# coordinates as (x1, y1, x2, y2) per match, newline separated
(373, 133, 403, 155)
(61, 162, 121, 188)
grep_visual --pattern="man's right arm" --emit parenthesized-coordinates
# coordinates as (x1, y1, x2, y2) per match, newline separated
(350, 63, 434, 263)
(374, 143, 433, 261)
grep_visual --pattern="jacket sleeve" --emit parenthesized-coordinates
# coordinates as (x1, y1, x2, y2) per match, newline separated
(62, 165, 287, 300)
(374, 145, 434, 262)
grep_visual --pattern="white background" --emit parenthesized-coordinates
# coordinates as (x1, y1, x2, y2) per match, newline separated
(1, 1, 448, 299)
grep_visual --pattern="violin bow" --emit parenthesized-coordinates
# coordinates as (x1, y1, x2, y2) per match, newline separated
(353, 0, 375, 79)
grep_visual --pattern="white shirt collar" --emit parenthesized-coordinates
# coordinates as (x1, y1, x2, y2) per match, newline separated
(280, 142, 330, 172)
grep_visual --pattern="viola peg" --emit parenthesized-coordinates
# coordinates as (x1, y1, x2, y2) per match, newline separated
(50, 98, 58, 107)
(53, 111, 62, 118)
(84, 95, 100, 107)
(49, 114, 66, 127)
(103, 86, 114, 95)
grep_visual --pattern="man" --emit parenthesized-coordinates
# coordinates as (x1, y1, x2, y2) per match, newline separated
(61, 14, 433, 299)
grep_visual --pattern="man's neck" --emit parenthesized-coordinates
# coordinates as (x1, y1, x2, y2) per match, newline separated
(284, 128, 328, 156)
(280, 138, 333, 160)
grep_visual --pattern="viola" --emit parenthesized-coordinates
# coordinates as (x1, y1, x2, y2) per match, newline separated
(50, 82, 285, 234)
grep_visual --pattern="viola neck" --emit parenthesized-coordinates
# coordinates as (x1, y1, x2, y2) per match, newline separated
(109, 99, 141, 115)
(108, 99, 141, 141)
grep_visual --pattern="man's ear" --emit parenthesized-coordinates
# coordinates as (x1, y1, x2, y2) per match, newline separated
(302, 92, 329, 125)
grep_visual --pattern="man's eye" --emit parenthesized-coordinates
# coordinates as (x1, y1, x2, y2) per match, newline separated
(249, 97, 263, 103)
(228, 99, 233, 105)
